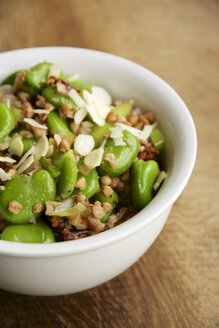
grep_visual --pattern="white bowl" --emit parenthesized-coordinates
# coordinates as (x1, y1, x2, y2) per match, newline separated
(0, 47, 197, 296)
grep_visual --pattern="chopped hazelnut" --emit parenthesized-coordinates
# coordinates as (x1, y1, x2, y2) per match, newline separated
(8, 201, 22, 214)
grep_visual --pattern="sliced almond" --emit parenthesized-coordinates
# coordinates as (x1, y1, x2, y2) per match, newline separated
(74, 107, 87, 125)
(13, 145, 35, 169)
(0, 136, 11, 151)
(46, 145, 54, 158)
(17, 155, 35, 174)
(33, 135, 49, 157)
(142, 123, 157, 140)
(116, 122, 157, 141)
(54, 133, 62, 146)
(84, 146, 104, 169)
(23, 118, 48, 130)
(8, 133, 23, 157)
(92, 86, 112, 106)
(68, 89, 86, 108)
(86, 103, 105, 126)
(56, 81, 67, 94)
(82, 90, 111, 126)
(0, 156, 16, 164)
(0, 168, 11, 181)
(33, 109, 50, 114)
(74, 134, 95, 157)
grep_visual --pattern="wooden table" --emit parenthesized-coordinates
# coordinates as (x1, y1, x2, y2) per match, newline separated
(0, 1, 218, 327)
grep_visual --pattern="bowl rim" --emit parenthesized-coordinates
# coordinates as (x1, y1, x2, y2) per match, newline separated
(0, 47, 197, 257)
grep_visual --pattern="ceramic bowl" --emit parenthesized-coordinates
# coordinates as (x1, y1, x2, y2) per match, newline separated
(0, 47, 197, 296)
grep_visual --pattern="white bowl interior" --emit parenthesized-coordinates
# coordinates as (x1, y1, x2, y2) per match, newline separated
(0, 47, 197, 257)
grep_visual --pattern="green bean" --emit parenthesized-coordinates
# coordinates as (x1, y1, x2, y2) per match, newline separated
(1, 222, 55, 243)
(0, 103, 15, 142)
(52, 151, 78, 199)
(46, 111, 74, 137)
(131, 160, 159, 210)
(99, 130, 140, 176)
(0, 170, 56, 224)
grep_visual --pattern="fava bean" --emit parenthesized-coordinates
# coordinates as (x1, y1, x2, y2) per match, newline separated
(52, 151, 78, 199)
(131, 160, 159, 210)
(91, 122, 114, 147)
(43, 87, 77, 110)
(1, 222, 55, 243)
(11, 107, 24, 124)
(21, 82, 38, 97)
(26, 62, 54, 90)
(112, 101, 133, 117)
(92, 191, 118, 222)
(0, 103, 15, 142)
(99, 130, 140, 176)
(70, 79, 92, 92)
(0, 170, 56, 224)
(22, 137, 36, 153)
(46, 111, 74, 137)
(0, 70, 20, 86)
(93, 191, 119, 205)
(75, 168, 99, 199)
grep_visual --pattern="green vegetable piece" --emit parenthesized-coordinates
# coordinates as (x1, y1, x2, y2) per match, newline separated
(101, 212, 111, 223)
(93, 191, 119, 205)
(46, 111, 74, 137)
(11, 107, 24, 124)
(150, 127, 164, 151)
(22, 137, 36, 153)
(21, 82, 38, 97)
(69, 79, 92, 92)
(1, 70, 20, 85)
(75, 168, 99, 199)
(39, 156, 60, 178)
(91, 122, 114, 147)
(99, 130, 140, 176)
(52, 151, 78, 199)
(26, 62, 53, 90)
(93, 191, 118, 223)
(0, 170, 56, 224)
(1, 222, 55, 243)
(47, 202, 86, 217)
(131, 160, 159, 210)
(112, 101, 133, 117)
(0, 103, 15, 142)
(43, 87, 77, 110)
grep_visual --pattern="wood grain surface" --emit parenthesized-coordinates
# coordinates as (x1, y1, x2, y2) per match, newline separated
(0, 0, 218, 327)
